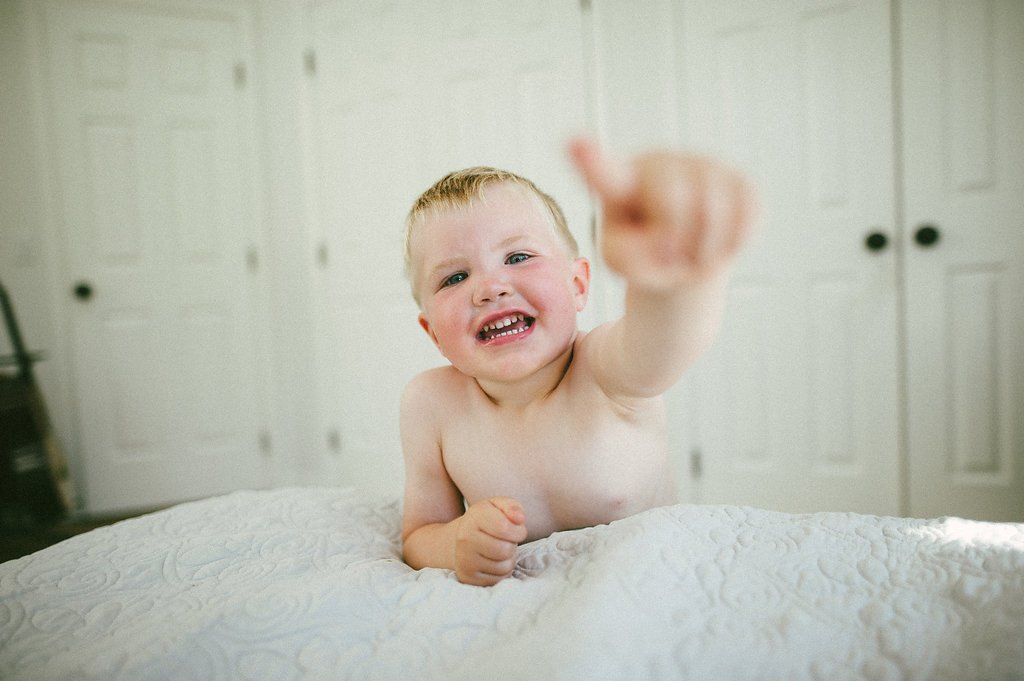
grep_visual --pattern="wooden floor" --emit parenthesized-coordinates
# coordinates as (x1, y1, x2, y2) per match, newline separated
(0, 513, 141, 563)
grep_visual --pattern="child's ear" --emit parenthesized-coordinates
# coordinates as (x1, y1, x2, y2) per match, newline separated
(418, 313, 441, 348)
(572, 257, 591, 311)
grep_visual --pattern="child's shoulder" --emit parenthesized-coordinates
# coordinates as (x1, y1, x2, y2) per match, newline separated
(570, 322, 612, 370)
(407, 364, 467, 386)
(402, 365, 472, 408)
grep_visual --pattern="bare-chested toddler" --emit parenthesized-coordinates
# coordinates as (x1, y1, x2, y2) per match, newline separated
(400, 139, 757, 586)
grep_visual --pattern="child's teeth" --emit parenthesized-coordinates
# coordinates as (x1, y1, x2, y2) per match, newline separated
(481, 314, 529, 336)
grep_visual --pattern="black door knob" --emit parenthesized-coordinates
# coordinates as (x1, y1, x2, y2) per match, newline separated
(914, 224, 941, 247)
(73, 282, 94, 301)
(865, 231, 889, 252)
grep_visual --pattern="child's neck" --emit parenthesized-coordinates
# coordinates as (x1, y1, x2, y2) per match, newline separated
(473, 339, 577, 411)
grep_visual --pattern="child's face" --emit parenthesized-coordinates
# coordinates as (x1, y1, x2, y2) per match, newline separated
(410, 183, 590, 384)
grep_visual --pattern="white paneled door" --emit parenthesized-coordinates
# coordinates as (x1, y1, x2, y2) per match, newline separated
(681, 0, 902, 515)
(41, 1, 269, 512)
(304, 0, 590, 495)
(682, 0, 1024, 521)
(900, 0, 1024, 520)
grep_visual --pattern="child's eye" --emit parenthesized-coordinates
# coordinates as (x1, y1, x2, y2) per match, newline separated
(441, 272, 467, 288)
(506, 253, 531, 265)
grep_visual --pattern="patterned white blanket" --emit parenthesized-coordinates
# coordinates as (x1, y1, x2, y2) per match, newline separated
(1, 487, 1022, 680)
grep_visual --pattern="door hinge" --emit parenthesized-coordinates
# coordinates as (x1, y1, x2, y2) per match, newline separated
(579, 0, 592, 11)
(234, 62, 247, 89)
(316, 242, 329, 268)
(690, 449, 703, 479)
(259, 430, 272, 457)
(246, 246, 259, 273)
(304, 50, 317, 76)
(327, 428, 341, 454)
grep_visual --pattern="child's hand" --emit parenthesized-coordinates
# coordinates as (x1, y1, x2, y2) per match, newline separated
(453, 497, 528, 586)
(569, 138, 758, 291)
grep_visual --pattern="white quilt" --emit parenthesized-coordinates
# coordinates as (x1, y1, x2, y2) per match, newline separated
(1, 487, 1022, 680)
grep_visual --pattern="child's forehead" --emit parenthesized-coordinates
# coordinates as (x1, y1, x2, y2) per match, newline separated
(417, 182, 554, 240)
(451, 181, 546, 218)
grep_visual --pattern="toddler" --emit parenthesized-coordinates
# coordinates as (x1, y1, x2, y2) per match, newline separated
(400, 139, 756, 586)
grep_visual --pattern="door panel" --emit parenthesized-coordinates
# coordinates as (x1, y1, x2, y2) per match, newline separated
(680, 0, 902, 514)
(901, 0, 1024, 520)
(304, 0, 590, 495)
(42, 0, 268, 512)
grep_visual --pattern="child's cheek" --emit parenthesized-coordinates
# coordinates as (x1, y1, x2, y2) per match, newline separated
(440, 311, 471, 355)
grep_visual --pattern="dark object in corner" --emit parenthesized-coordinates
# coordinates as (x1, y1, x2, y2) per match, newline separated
(0, 280, 74, 529)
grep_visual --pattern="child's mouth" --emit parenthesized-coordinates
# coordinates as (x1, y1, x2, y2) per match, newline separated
(477, 314, 535, 342)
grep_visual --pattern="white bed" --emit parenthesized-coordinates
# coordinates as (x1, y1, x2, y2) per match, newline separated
(1, 486, 1022, 680)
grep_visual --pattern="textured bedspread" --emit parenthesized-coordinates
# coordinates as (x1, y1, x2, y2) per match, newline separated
(2, 487, 1022, 680)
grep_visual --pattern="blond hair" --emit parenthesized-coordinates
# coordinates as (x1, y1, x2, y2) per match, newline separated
(404, 167, 578, 302)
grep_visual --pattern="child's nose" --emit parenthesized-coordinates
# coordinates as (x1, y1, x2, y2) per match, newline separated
(473, 272, 512, 305)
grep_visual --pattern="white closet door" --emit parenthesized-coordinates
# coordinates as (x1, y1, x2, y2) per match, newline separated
(42, 0, 269, 512)
(901, 0, 1024, 521)
(680, 0, 902, 514)
(304, 0, 590, 495)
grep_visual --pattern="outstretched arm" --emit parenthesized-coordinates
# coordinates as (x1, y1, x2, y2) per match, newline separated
(568, 138, 758, 399)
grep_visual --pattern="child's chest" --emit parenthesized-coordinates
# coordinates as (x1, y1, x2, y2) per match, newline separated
(440, 396, 673, 539)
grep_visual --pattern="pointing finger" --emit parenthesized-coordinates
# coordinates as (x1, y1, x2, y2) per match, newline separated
(567, 137, 635, 207)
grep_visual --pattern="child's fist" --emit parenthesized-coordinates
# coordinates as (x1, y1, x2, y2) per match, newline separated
(569, 138, 758, 291)
(453, 497, 528, 586)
